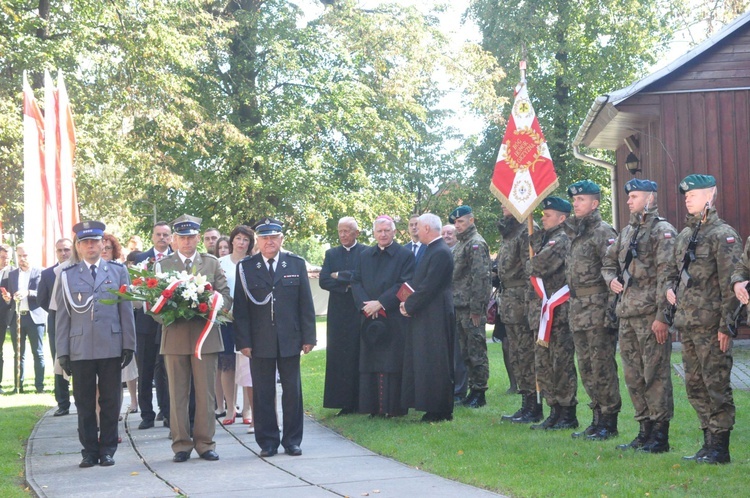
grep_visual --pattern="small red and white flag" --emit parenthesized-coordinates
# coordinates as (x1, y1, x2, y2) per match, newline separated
(491, 80, 558, 221)
(530, 276, 570, 347)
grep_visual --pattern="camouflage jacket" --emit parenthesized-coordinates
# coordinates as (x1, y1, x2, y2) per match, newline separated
(602, 208, 676, 321)
(666, 209, 741, 335)
(564, 210, 617, 292)
(452, 224, 492, 315)
(495, 216, 533, 324)
(564, 209, 617, 330)
(730, 237, 750, 287)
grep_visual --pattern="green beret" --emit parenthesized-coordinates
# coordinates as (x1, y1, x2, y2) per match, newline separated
(624, 179, 657, 193)
(541, 196, 572, 214)
(448, 205, 473, 224)
(567, 180, 601, 197)
(678, 174, 716, 194)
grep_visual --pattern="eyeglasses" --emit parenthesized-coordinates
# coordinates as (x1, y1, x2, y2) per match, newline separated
(103, 246, 113, 251)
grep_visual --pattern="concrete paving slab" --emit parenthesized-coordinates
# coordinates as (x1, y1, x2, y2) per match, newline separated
(326, 475, 504, 498)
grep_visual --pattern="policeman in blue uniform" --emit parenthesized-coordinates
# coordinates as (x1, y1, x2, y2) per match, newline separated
(55, 221, 136, 468)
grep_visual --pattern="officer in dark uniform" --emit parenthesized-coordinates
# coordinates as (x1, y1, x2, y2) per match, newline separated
(233, 218, 316, 458)
(55, 221, 136, 468)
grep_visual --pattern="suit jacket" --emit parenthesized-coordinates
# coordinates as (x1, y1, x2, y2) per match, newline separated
(133, 247, 172, 336)
(157, 252, 231, 355)
(54, 260, 136, 361)
(6, 267, 47, 325)
(38, 263, 59, 313)
(0, 267, 12, 327)
(134, 246, 173, 264)
(404, 241, 425, 266)
(233, 251, 316, 358)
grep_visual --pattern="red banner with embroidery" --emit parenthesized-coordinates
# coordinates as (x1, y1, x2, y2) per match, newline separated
(491, 81, 558, 222)
(531, 276, 570, 347)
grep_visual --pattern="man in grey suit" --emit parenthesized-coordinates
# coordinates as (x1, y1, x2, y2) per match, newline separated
(2, 243, 47, 393)
(157, 215, 231, 463)
(55, 221, 136, 468)
(234, 218, 316, 457)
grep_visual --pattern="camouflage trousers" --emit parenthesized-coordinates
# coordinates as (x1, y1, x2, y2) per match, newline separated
(506, 322, 535, 393)
(619, 316, 674, 422)
(571, 326, 622, 415)
(456, 308, 489, 391)
(535, 316, 577, 407)
(681, 326, 735, 433)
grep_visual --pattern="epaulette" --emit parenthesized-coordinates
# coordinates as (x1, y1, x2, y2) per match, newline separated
(107, 260, 125, 267)
(200, 252, 218, 261)
(62, 264, 78, 272)
(286, 252, 305, 261)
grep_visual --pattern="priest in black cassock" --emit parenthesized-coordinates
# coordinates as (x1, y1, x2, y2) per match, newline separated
(352, 215, 415, 417)
(319, 217, 366, 415)
(400, 213, 455, 422)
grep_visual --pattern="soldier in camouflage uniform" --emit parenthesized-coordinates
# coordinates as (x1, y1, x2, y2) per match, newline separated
(666, 174, 740, 465)
(602, 179, 675, 453)
(526, 197, 578, 430)
(449, 206, 492, 408)
(564, 180, 622, 440)
(495, 206, 540, 423)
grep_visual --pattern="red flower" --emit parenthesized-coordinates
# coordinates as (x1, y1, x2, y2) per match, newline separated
(119, 285, 128, 294)
(146, 278, 159, 288)
(133, 278, 143, 286)
(162, 288, 174, 299)
(204, 283, 213, 292)
(198, 303, 209, 313)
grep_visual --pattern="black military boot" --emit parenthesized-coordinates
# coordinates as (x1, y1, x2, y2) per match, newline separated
(640, 421, 670, 453)
(572, 406, 600, 438)
(683, 429, 710, 461)
(463, 390, 486, 408)
(697, 431, 730, 464)
(617, 419, 653, 450)
(587, 413, 618, 441)
(530, 404, 559, 430)
(502, 394, 526, 420)
(512, 394, 543, 423)
(552, 405, 579, 430)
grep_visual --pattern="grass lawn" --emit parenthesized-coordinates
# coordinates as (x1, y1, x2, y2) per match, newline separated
(302, 340, 749, 498)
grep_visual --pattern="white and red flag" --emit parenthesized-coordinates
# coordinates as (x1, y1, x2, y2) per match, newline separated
(490, 80, 558, 221)
(22, 70, 80, 267)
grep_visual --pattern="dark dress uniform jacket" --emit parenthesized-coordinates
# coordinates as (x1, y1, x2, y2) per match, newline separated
(233, 252, 316, 357)
(402, 237, 455, 413)
(319, 242, 366, 409)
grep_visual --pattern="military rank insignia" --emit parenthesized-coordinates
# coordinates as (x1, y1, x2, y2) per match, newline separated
(281, 261, 287, 268)
(256, 262, 262, 269)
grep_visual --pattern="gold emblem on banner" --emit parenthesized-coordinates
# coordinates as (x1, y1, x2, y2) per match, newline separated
(504, 128, 545, 173)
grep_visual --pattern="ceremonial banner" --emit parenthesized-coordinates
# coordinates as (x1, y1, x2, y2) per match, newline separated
(56, 72, 80, 239)
(490, 81, 558, 221)
(22, 72, 46, 265)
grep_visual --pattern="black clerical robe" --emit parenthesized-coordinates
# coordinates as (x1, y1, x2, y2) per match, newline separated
(319, 242, 366, 410)
(402, 237, 455, 414)
(351, 242, 415, 416)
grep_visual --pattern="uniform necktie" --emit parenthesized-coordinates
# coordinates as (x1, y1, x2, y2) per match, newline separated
(268, 258, 275, 280)
(90, 264, 97, 281)
(185, 258, 192, 273)
(156, 252, 164, 261)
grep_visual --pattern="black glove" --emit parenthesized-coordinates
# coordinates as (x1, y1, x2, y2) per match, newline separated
(59, 355, 72, 376)
(121, 349, 134, 369)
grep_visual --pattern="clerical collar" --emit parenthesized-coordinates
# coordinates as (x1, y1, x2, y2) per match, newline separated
(343, 241, 358, 251)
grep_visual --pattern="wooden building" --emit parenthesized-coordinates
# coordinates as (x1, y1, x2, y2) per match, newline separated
(573, 10, 750, 236)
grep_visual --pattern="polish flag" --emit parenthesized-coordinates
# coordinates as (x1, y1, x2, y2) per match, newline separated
(490, 80, 558, 221)
(23, 72, 47, 265)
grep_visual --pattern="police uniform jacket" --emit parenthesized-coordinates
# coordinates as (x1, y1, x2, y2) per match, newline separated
(54, 260, 136, 361)
(233, 251, 316, 358)
(157, 252, 231, 355)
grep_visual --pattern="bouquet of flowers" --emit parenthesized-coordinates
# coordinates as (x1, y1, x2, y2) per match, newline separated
(105, 264, 231, 358)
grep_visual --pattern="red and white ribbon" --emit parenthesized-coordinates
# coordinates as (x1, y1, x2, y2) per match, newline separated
(530, 276, 570, 347)
(194, 291, 222, 360)
(151, 280, 181, 314)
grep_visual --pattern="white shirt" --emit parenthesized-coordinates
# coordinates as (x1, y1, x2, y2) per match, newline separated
(18, 268, 31, 311)
(262, 254, 279, 273)
(177, 251, 197, 267)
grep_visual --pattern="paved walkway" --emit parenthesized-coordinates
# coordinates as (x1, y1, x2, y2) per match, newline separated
(672, 339, 750, 390)
(26, 392, 505, 498)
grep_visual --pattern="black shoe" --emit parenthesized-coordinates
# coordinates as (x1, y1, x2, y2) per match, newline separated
(285, 445, 302, 456)
(260, 447, 278, 457)
(697, 431, 730, 464)
(215, 411, 226, 419)
(99, 454, 115, 466)
(618, 419, 653, 450)
(502, 395, 526, 421)
(587, 413, 619, 441)
(156, 412, 164, 421)
(162, 417, 170, 428)
(453, 394, 466, 404)
(531, 405, 560, 430)
(138, 419, 155, 430)
(462, 390, 486, 408)
(572, 407, 601, 438)
(683, 429, 710, 461)
(512, 394, 543, 424)
(551, 405, 579, 430)
(53, 408, 70, 417)
(639, 421, 669, 454)
(79, 455, 98, 468)
(421, 411, 453, 422)
(173, 451, 190, 462)
(200, 450, 220, 461)
(336, 408, 355, 416)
